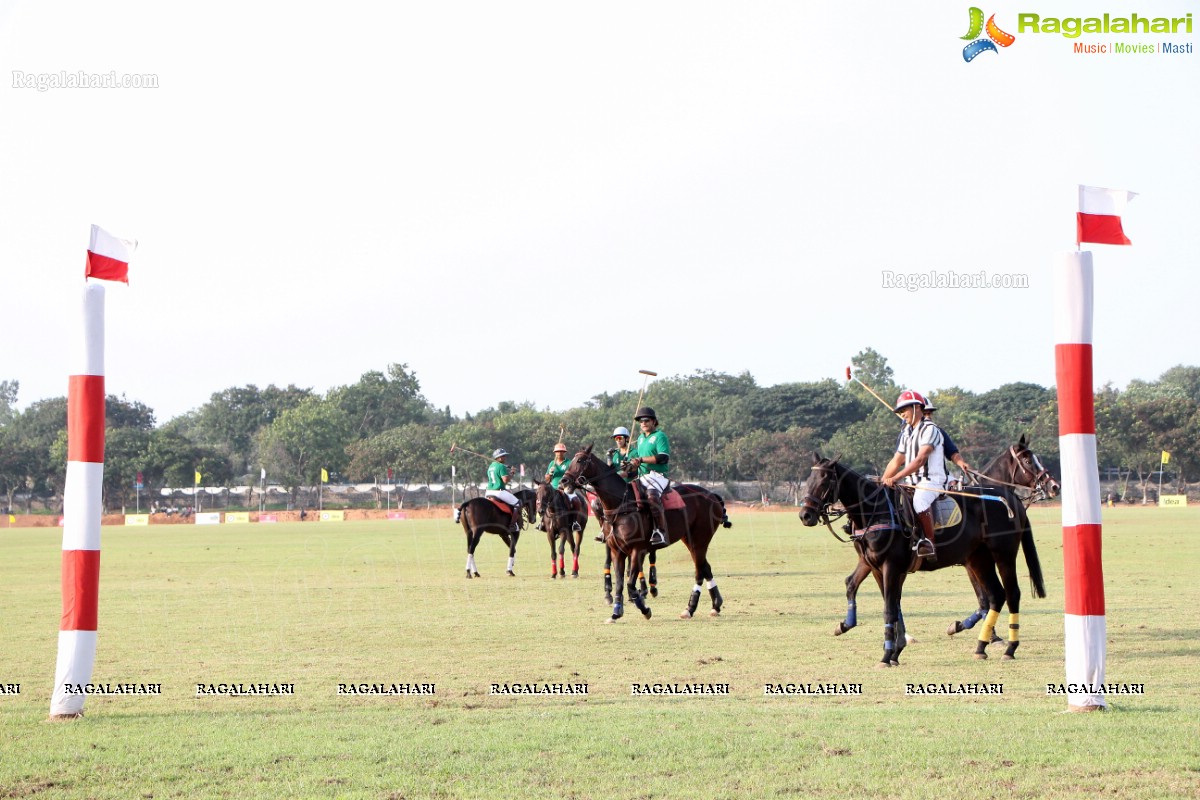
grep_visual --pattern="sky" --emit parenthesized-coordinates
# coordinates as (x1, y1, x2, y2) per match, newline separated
(1, 1, 1197, 424)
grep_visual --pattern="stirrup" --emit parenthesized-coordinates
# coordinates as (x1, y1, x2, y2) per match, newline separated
(571, 522, 582, 533)
(915, 537, 936, 558)
(649, 529, 667, 547)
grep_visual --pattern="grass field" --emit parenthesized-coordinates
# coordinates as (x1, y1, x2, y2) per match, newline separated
(2, 505, 1199, 799)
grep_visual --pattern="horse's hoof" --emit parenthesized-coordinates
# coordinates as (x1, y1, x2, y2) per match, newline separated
(905, 634, 917, 645)
(572, 571, 578, 578)
(874, 661, 892, 669)
(709, 609, 720, 617)
(947, 622, 962, 636)
(1002, 654, 1015, 661)
(973, 652, 988, 660)
(889, 659, 899, 667)
(605, 617, 617, 624)
(605, 594, 613, 605)
(642, 608, 652, 620)
(506, 571, 515, 577)
(680, 610, 692, 619)
(551, 573, 557, 580)
(649, 587, 658, 597)
(465, 571, 472, 579)
(473, 572, 481, 578)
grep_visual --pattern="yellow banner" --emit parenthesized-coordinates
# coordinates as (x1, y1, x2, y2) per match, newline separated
(125, 514, 150, 526)
(321, 468, 329, 483)
(320, 510, 345, 522)
(1161, 450, 1171, 465)
(1159, 495, 1187, 507)
(194, 470, 202, 484)
(225, 512, 251, 524)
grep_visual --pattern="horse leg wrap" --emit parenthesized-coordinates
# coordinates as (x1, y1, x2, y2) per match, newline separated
(687, 586, 702, 617)
(551, 560, 557, 578)
(648, 565, 657, 589)
(707, 580, 722, 614)
(844, 600, 857, 630)
(612, 601, 624, 620)
(1007, 613, 1020, 642)
(977, 609, 1000, 644)
(572, 555, 579, 575)
(961, 608, 986, 631)
(506, 556, 515, 573)
(604, 570, 612, 593)
(883, 622, 896, 655)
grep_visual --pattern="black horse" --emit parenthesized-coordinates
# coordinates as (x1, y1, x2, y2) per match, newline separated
(456, 487, 536, 578)
(534, 480, 588, 579)
(832, 436, 1056, 643)
(799, 454, 1045, 665)
(562, 446, 731, 623)
(597, 509, 658, 605)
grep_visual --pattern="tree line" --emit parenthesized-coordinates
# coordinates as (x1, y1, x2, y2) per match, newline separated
(2, 352, 1198, 512)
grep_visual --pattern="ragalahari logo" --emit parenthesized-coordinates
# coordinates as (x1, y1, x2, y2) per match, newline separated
(962, 8, 1016, 61)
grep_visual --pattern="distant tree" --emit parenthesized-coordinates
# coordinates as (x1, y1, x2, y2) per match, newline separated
(190, 384, 313, 477)
(256, 397, 352, 500)
(747, 379, 867, 441)
(330, 363, 431, 438)
(1160, 365, 1200, 405)
(0, 379, 17, 426)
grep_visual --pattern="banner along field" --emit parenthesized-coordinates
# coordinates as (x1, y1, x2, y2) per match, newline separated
(2, 505, 1198, 799)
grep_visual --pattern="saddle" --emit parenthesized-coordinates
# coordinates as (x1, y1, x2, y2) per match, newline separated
(628, 480, 685, 510)
(931, 496, 961, 530)
(486, 497, 514, 515)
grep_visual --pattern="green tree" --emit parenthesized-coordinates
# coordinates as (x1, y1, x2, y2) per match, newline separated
(331, 363, 431, 438)
(256, 397, 352, 500)
(189, 384, 314, 477)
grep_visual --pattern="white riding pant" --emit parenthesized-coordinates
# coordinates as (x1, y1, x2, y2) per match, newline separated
(638, 472, 669, 494)
(910, 480, 943, 515)
(485, 489, 519, 506)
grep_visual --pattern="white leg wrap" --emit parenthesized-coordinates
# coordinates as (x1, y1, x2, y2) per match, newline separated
(706, 579, 718, 590)
(693, 584, 703, 593)
(507, 556, 515, 571)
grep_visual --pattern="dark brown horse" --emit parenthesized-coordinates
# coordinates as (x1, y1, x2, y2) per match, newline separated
(534, 480, 587, 578)
(832, 436, 1056, 644)
(562, 446, 731, 622)
(800, 454, 1045, 665)
(456, 488, 536, 578)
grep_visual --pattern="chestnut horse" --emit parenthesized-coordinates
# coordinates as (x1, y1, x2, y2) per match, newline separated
(562, 446, 731, 623)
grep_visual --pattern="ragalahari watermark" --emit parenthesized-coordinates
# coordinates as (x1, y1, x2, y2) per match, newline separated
(12, 70, 159, 92)
(882, 270, 1030, 292)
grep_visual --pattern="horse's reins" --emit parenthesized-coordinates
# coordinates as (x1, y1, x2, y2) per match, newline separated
(966, 446, 1056, 505)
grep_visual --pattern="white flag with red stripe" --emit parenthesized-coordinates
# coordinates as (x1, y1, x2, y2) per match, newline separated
(85, 224, 138, 283)
(1076, 186, 1136, 246)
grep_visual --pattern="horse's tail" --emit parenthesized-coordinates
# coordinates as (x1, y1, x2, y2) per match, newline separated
(1019, 506, 1046, 599)
(457, 501, 470, 534)
(717, 494, 732, 528)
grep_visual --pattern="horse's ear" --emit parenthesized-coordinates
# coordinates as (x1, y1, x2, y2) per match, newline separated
(830, 454, 842, 466)
(811, 452, 822, 465)
(584, 443, 594, 456)
(1019, 433, 1028, 447)
(532, 477, 542, 486)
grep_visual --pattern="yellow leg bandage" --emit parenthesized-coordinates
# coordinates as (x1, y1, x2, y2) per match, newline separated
(978, 609, 1000, 643)
(1008, 613, 1020, 643)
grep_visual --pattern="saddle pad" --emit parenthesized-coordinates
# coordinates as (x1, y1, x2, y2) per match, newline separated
(932, 496, 961, 530)
(487, 498, 513, 515)
(663, 488, 686, 511)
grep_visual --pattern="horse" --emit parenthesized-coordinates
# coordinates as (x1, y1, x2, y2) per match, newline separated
(562, 446, 731, 623)
(455, 487, 536, 578)
(589, 493, 658, 603)
(534, 480, 588, 579)
(831, 436, 1056, 643)
(799, 454, 1045, 665)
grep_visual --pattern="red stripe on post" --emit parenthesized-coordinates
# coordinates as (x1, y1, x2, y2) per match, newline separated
(1055, 344, 1095, 435)
(61, 549, 101, 631)
(85, 251, 130, 283)
(67, 375, 106, 463)
(1062, 523, 1104, 616)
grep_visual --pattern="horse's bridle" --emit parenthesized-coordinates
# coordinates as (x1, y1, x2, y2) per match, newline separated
(800, 463, 854, 542)
(1007, 445, 1057, 502)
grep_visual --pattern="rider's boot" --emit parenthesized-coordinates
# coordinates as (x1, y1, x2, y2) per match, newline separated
(647, 491, 668, 547)
(915, 509, 936, 560)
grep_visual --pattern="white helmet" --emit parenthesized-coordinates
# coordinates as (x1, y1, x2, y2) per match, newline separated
(492, 448, 509, 459)
(612, 427, 630, 439)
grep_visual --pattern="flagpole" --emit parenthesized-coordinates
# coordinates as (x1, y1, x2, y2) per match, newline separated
(1158, 453, 1165, 502)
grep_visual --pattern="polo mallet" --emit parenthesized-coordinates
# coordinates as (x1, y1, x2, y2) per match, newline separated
(631, 369, 658, 423)
(449, 443, 493, 463)
(846, 366, 900, 418)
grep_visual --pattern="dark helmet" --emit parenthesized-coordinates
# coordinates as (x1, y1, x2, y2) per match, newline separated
(634, 407, 657, 422)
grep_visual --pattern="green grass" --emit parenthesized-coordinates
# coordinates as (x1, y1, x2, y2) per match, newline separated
(2, 506, 1199, 798)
